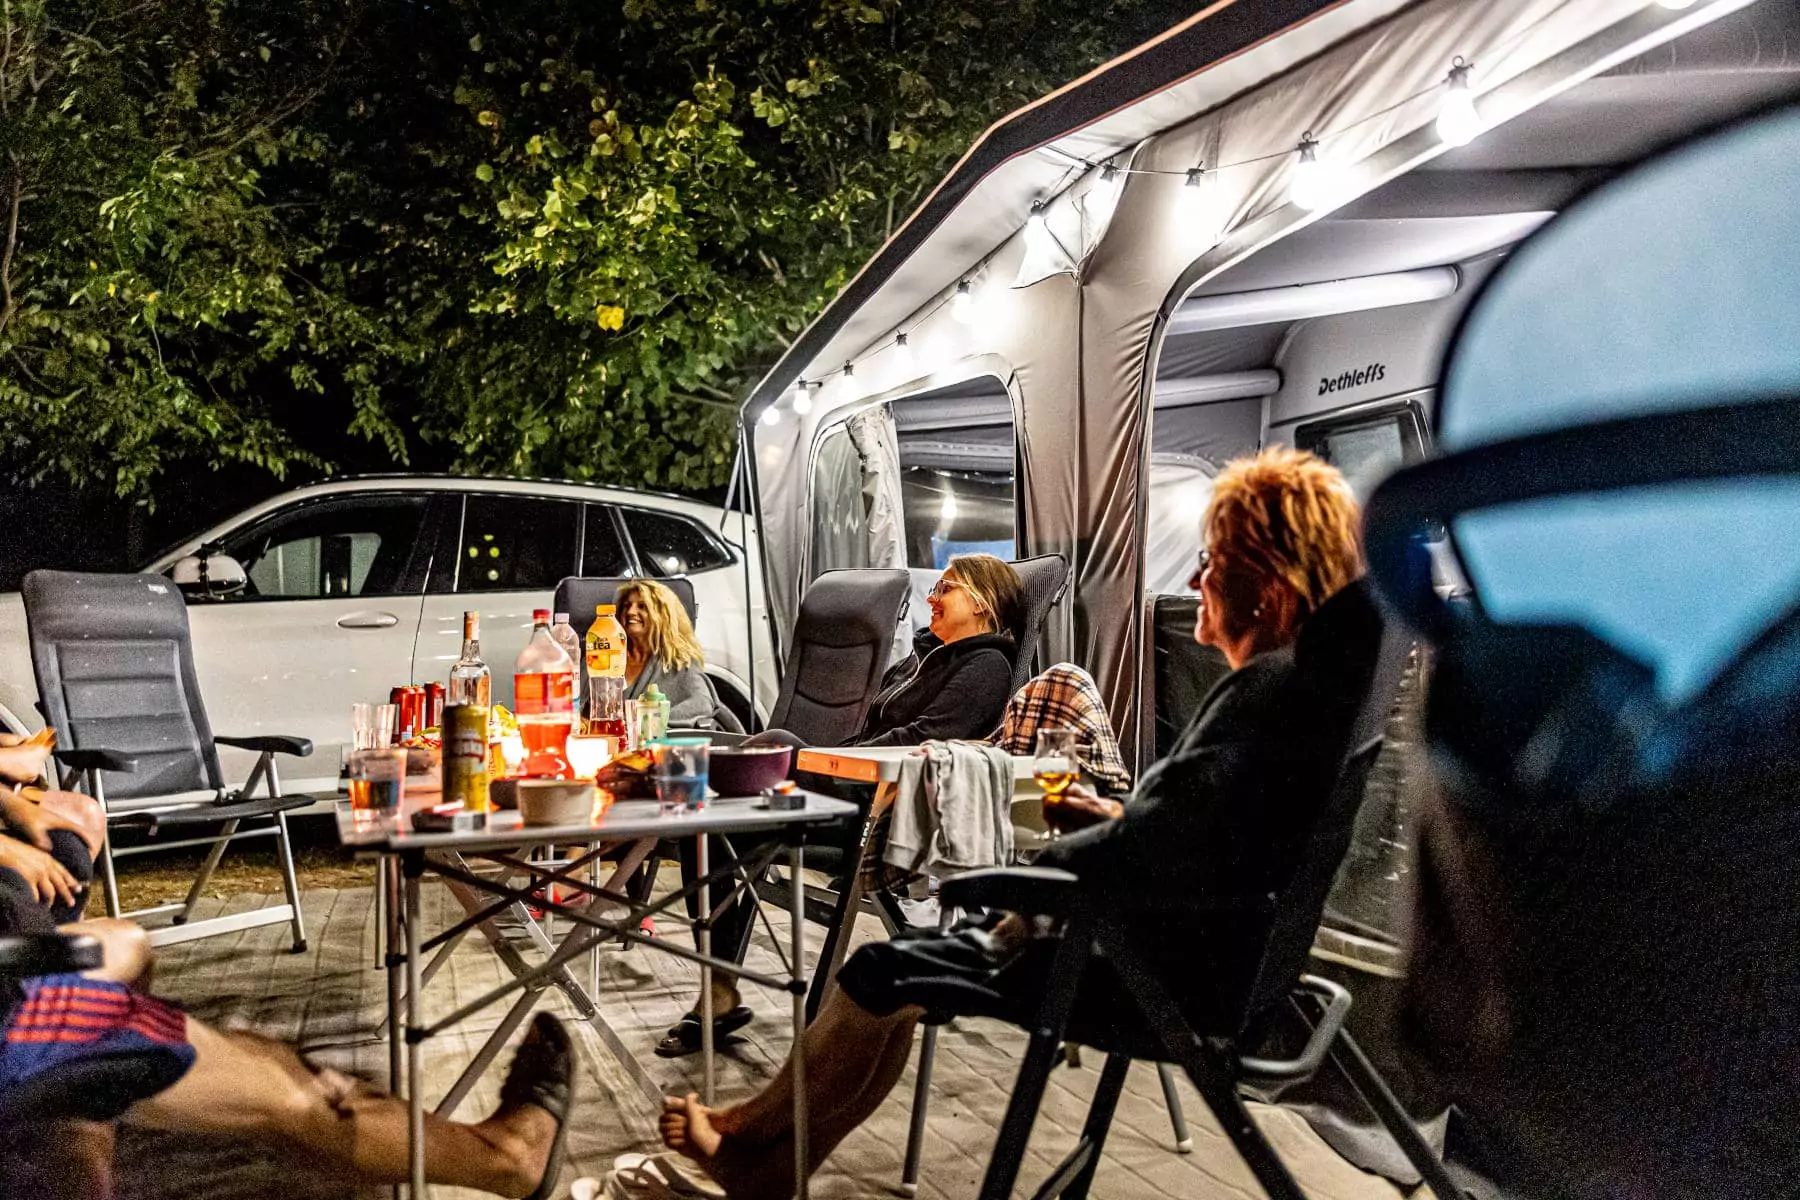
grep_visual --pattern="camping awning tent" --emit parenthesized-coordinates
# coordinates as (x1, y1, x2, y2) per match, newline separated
(738, 0, 1799, 752)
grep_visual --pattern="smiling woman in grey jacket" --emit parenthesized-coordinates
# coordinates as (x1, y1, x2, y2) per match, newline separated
(618, 579, 720, 729)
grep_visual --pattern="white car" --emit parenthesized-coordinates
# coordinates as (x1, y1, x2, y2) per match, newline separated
(0, 475, 775, 794)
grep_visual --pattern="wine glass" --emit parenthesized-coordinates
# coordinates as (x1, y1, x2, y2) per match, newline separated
(1033, 727, 1081, 838)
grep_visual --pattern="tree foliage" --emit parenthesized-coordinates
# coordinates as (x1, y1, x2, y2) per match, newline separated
(1, 0, 1182, 502)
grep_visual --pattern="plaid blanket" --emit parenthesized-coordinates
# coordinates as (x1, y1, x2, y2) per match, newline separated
(991, 663, 1133, 794)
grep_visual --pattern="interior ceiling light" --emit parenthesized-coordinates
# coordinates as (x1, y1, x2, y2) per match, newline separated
(1436, 59, 1483, 148)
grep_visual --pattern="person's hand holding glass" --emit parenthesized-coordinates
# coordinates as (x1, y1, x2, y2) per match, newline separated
(1034, 727, 1123, 836)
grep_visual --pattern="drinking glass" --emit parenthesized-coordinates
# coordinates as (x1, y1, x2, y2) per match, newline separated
(652, 737, 711, 815)
(1033, 727, 1082, 838)
(375, 703, 400, 748)
(349, 747, 407, 812)
(351, 702, 377, 752)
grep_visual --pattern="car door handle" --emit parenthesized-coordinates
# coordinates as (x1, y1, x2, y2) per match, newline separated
(337, 611, 400, 629)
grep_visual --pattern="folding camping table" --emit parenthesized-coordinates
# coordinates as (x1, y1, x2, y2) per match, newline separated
(337, 790, 856, 1199)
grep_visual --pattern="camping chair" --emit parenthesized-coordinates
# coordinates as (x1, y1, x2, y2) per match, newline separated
(792, 557, 1065, 1018)
(1354, 100, 1800, 1197)
(1005, 554, 1070, 693)
(551, 575, 741, 734)
(22, 571, 311, 951)
(932, 581, 1461, 1200)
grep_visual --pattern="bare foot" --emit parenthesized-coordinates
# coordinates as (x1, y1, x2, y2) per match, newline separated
(659, 1093, 779, 1198)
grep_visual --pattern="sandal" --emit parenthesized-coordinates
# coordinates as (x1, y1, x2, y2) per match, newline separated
(653, 1005, 754, 1058)
(500, 1013, 576, 1200)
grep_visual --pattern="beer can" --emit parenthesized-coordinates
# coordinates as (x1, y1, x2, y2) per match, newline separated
(425, 682, 446, 730)
(442, 703, 492, 812)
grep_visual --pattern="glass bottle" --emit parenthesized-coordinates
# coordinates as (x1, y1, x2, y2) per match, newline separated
(448, 610, 492, 708)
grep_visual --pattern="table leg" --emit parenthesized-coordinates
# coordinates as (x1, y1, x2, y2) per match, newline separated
(405, 861, 427, 1198)
(698, 831, 714, 1106)
(383, 857, 403, 1097)
(790, 840, 809, 1200)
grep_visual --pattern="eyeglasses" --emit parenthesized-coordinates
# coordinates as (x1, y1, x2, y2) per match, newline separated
(927, 578, 969, 601)
(1188, 547, 1215, 592)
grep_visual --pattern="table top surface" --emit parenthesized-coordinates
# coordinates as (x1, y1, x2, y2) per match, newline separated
(797, 745, 1038, 783)
(335, 789, 857, 853)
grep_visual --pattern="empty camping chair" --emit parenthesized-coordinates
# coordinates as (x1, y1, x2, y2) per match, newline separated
(23, 571, 311, 951)
(935, 581, 1462, 1200)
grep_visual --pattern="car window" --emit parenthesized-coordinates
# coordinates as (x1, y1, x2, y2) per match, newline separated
(582, 505, 631, 576)
(622, 507, 731, 576)
(220, 494, 430, 599)
(456, 495, 581, 592)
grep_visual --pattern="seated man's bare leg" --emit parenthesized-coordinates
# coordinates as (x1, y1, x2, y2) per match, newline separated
(66, 917, 153, 988)
(127, 1017, 558, 1196)
(659, 986, 923, 1198)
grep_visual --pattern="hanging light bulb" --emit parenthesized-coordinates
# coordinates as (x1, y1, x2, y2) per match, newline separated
(1023, 201, 1054, 255)
(892, 331, 915, 374)
(842, 361, 855, 379)
(760, 404, 782, 427)
(1178, 166, 1209, 219)
(951, 279, 977, 325)
(791, 379, 812, 416)
(1289, 134, 1339, 212)
(1084, 162, 1123, 228)
(1435, 59, 1483, 148)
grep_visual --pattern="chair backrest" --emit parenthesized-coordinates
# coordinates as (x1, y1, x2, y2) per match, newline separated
(1006, 554, 1070, 694)
(555, 575, 699, 696)
(1151, 594, 1232, 761)
(553, 575, 698, 637)
(23, 570, 222, 800)
(769, 568, 910, 745)
(1236, 580, 1412, 1033)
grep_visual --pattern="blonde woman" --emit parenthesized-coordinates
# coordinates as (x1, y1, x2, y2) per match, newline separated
(617, 580, 721, 729)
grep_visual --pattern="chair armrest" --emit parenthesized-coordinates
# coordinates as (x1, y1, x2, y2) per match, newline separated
(1238, 974, 1353, 1083)
(53, 748, 138, 774)
(940, 866, 1083, 915)
(0, 933, 103, 978)
(215, 735, 314, 758)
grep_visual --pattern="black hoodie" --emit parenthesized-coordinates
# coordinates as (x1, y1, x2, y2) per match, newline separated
(851, 629, 1016, 748)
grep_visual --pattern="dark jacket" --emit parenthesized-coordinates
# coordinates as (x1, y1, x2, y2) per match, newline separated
(852, 630, 1016, 748)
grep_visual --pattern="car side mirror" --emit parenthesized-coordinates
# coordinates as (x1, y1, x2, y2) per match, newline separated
(171, 546, 248, 600)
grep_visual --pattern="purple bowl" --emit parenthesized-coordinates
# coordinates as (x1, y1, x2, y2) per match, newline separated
(708, 744, 794, 797)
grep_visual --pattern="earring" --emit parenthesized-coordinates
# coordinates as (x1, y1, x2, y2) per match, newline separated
(1252, 606, 1264, 617)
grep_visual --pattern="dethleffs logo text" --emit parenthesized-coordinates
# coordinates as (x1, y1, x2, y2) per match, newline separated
(1318, 362, 1387, 396)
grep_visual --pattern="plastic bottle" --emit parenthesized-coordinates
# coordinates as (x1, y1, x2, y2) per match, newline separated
(640, 683, 669, 743)
(513, 608, 576, 778)
(549, 612, 583, 710)
(584, 604, 628, 742)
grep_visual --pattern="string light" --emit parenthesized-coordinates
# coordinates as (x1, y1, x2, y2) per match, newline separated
(951, 279, 977, 325)
(1085, 162, 1124, 227)
(1178, 166, 1209, 219)
(1288, 134, 1341, 212)
(1023, 201, 1053, 250)
(786, 35, 1562, 389)
(1435, 59, 1483, 147)
(760, 404, 781, 427)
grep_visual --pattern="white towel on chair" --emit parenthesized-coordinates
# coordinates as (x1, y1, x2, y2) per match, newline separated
(883, 740, 1014, 876)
